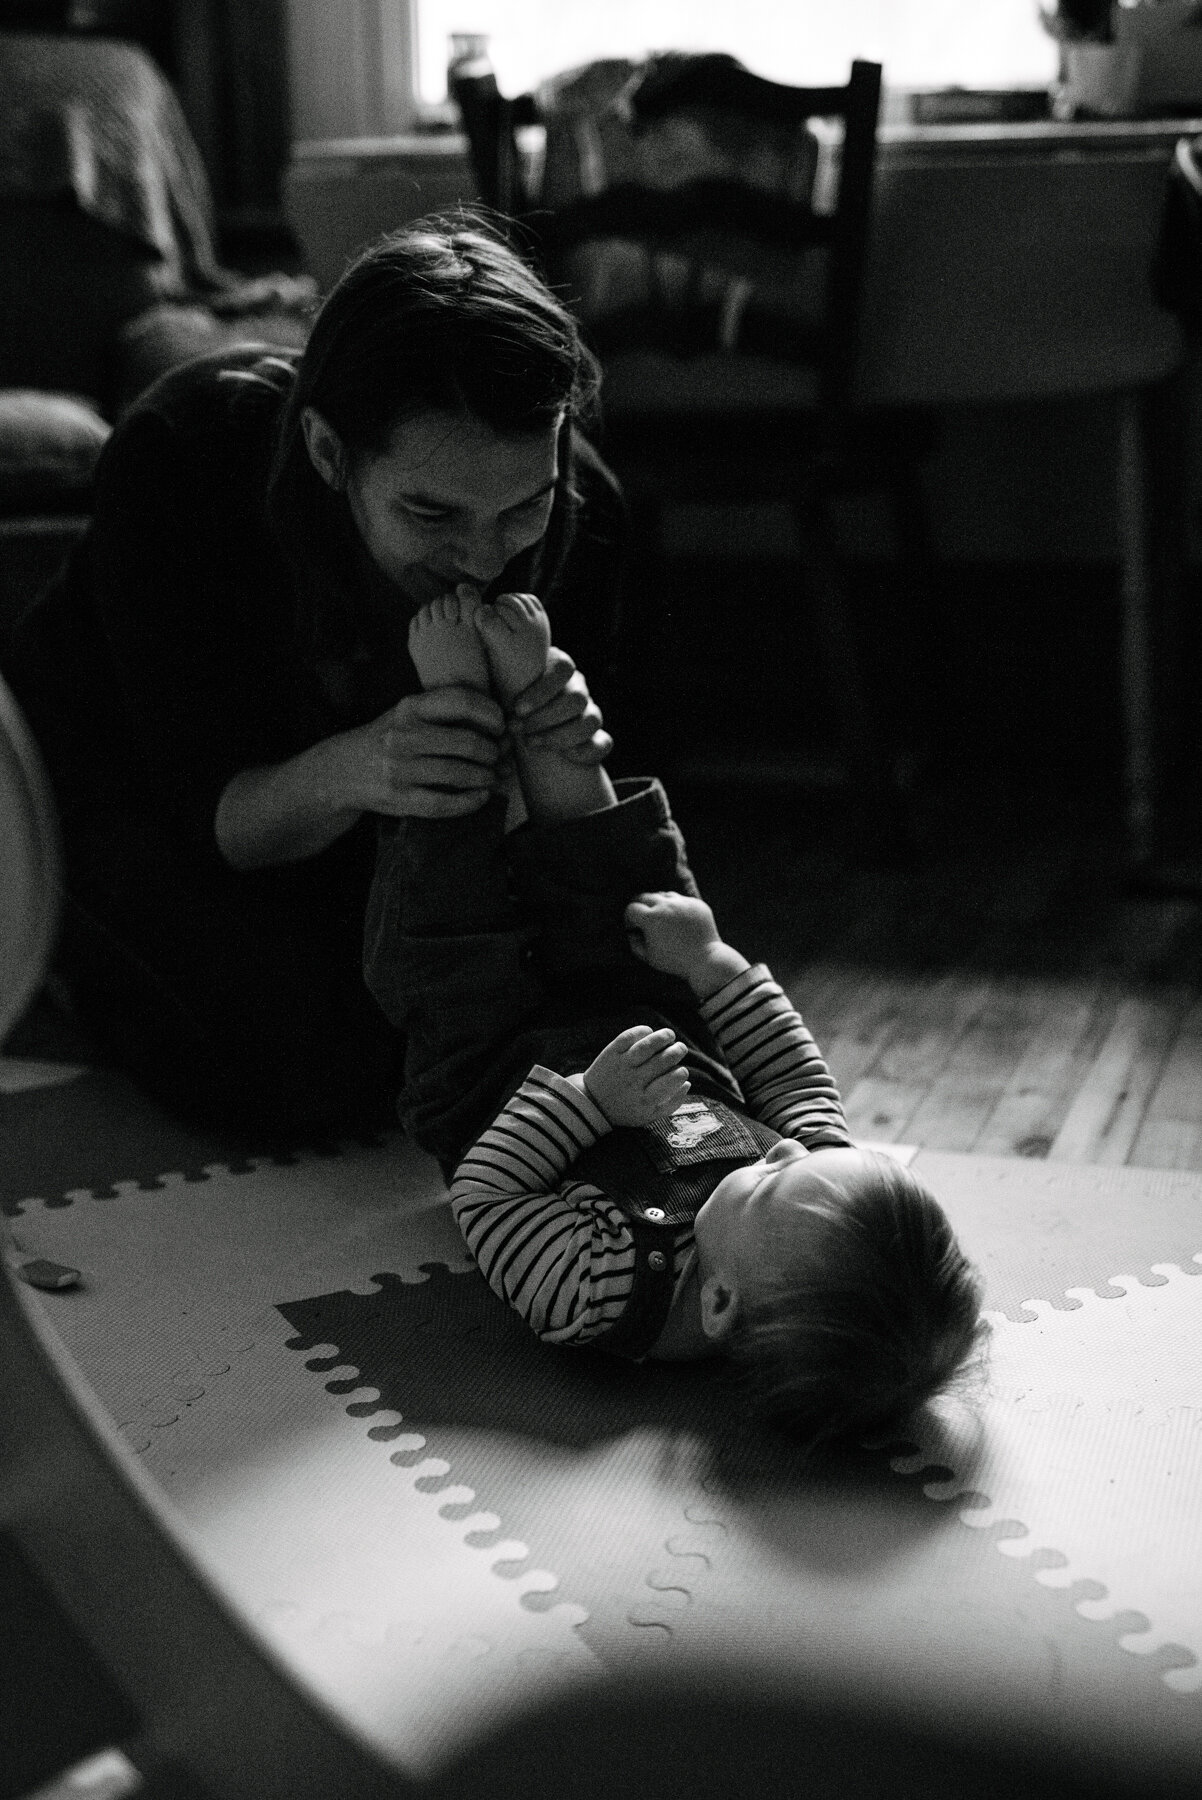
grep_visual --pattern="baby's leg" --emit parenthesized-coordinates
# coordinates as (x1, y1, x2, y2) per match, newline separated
(506, 773, 703, 995)
(363, 797, 549, 1167)
(475, 609, 699, 984)
(368, 610, 541, 1161)
(477, 592, 616, 825)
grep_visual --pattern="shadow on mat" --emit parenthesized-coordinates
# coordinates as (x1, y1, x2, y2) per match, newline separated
(278, 1261, 980, 1581)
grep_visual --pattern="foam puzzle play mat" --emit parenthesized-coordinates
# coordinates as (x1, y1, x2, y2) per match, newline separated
(4, 1062, 1202, 1789)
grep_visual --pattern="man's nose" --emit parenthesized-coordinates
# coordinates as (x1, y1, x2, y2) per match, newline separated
(449, 522, 507, 586)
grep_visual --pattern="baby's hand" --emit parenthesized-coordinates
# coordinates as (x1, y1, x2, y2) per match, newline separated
(625, 891, 750, 1000)
(583, 1024, 691, 1127)
(624, 892, 722, 978)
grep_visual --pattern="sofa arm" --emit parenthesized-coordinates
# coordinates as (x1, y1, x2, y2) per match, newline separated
(114, 300, 313, 415)
(0, 391, 111, 517)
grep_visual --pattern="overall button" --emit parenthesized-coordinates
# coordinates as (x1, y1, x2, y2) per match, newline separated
(647, 1250, 667, 1272)
(644, 1207, 666, 1221)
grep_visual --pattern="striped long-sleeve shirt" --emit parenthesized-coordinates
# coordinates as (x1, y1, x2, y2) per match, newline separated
(448, 964, 851, 1349)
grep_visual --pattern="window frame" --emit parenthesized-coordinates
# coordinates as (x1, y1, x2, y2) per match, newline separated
(285, 0, 1059, 146)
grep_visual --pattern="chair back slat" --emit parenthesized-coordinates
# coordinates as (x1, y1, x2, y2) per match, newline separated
(629, 55, 851, 129)
(542, 179, 835, 256)
(452, 53, 883, 416)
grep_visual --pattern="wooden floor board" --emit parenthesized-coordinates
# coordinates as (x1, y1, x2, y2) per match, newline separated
(1128, 1118, 1202, 1172)
(873, 972, 995, 1084)
(902, 977, 1056, 1153)
(842, 1073, 933, 1143)
(840, 971, 995, 1143)
(972, 976, 1114, 1160)
(682, 777, 1202, 1172)
(1049, 988, 1190, 1166)
(1128, 998, 1202, 1164)
(781, 960, 860, 1042)
(819, 976, 918, 1096)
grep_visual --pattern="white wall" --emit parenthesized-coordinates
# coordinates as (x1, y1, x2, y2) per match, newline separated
(285, 0, 418, 143)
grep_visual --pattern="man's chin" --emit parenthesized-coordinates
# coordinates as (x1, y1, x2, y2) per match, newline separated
(408, 567, 466, 604)
(393, 565, 443, 606)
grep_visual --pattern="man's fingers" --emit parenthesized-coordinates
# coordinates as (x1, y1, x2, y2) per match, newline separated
(560, 728, 613, 767)
(380, 785, 493, 819)
(396, 684, 506, 732)
(626, 892, 675, 916)
(512, 648, 578, 717)
(514, 696, 591, 740)
(384, 724, 501, 766)
(384, 757, 499, 794)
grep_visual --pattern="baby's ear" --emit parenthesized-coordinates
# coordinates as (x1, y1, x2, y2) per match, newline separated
(699, 1276, 739, 1343)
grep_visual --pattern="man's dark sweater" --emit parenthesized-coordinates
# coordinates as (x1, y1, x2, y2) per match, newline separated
(3, 346, 627, 1133)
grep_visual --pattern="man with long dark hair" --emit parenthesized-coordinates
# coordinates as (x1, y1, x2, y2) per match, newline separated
(5, 218, 625, 1136)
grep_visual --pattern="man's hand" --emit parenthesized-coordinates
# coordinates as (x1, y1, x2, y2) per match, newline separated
(214, 686, 508, 869)
(582, 1025, 691, 1127)
(510, 648, 612, 765)
(332, 686, 508, 818)
(624, 892, 750, 1000)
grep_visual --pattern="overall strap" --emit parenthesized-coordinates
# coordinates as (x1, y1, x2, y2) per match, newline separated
(588, 1217, 678, 1360)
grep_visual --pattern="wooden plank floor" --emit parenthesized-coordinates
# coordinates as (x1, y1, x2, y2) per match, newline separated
(676, 773, 1202, 1172)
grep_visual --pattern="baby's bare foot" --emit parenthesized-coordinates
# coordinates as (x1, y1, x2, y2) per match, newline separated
(476, 592, 553, 709)
(407, 588, 492, 693)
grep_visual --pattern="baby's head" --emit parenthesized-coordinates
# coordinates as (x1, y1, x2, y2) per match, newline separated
(692, 1141, 984, 1450)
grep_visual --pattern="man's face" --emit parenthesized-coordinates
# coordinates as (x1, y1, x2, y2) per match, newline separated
(341, 408, 561, 606)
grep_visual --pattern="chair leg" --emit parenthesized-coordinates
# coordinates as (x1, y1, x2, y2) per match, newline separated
(886, 454, 948, 770)
(793, 481, 907, 856)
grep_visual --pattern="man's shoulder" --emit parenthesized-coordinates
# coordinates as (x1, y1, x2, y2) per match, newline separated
(98, 345, 300, 511)
(120, 345, 299, 448)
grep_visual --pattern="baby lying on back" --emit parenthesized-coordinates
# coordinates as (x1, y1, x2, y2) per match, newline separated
(365, 588, 985, 1450)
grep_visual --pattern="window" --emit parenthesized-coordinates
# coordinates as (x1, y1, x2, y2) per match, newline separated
(415, 0, 1058, 104)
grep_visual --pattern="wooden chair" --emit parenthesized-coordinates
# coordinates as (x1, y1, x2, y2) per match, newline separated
(452, 53, 941, 851)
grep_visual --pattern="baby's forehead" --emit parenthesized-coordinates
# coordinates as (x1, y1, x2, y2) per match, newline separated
(753, 1150, 887, 1242)
(780, 1144, 875, 1194)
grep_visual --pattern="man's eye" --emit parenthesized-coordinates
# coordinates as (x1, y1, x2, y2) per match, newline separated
(501, 493, 553, 522)
(403, 505, 449, 523)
